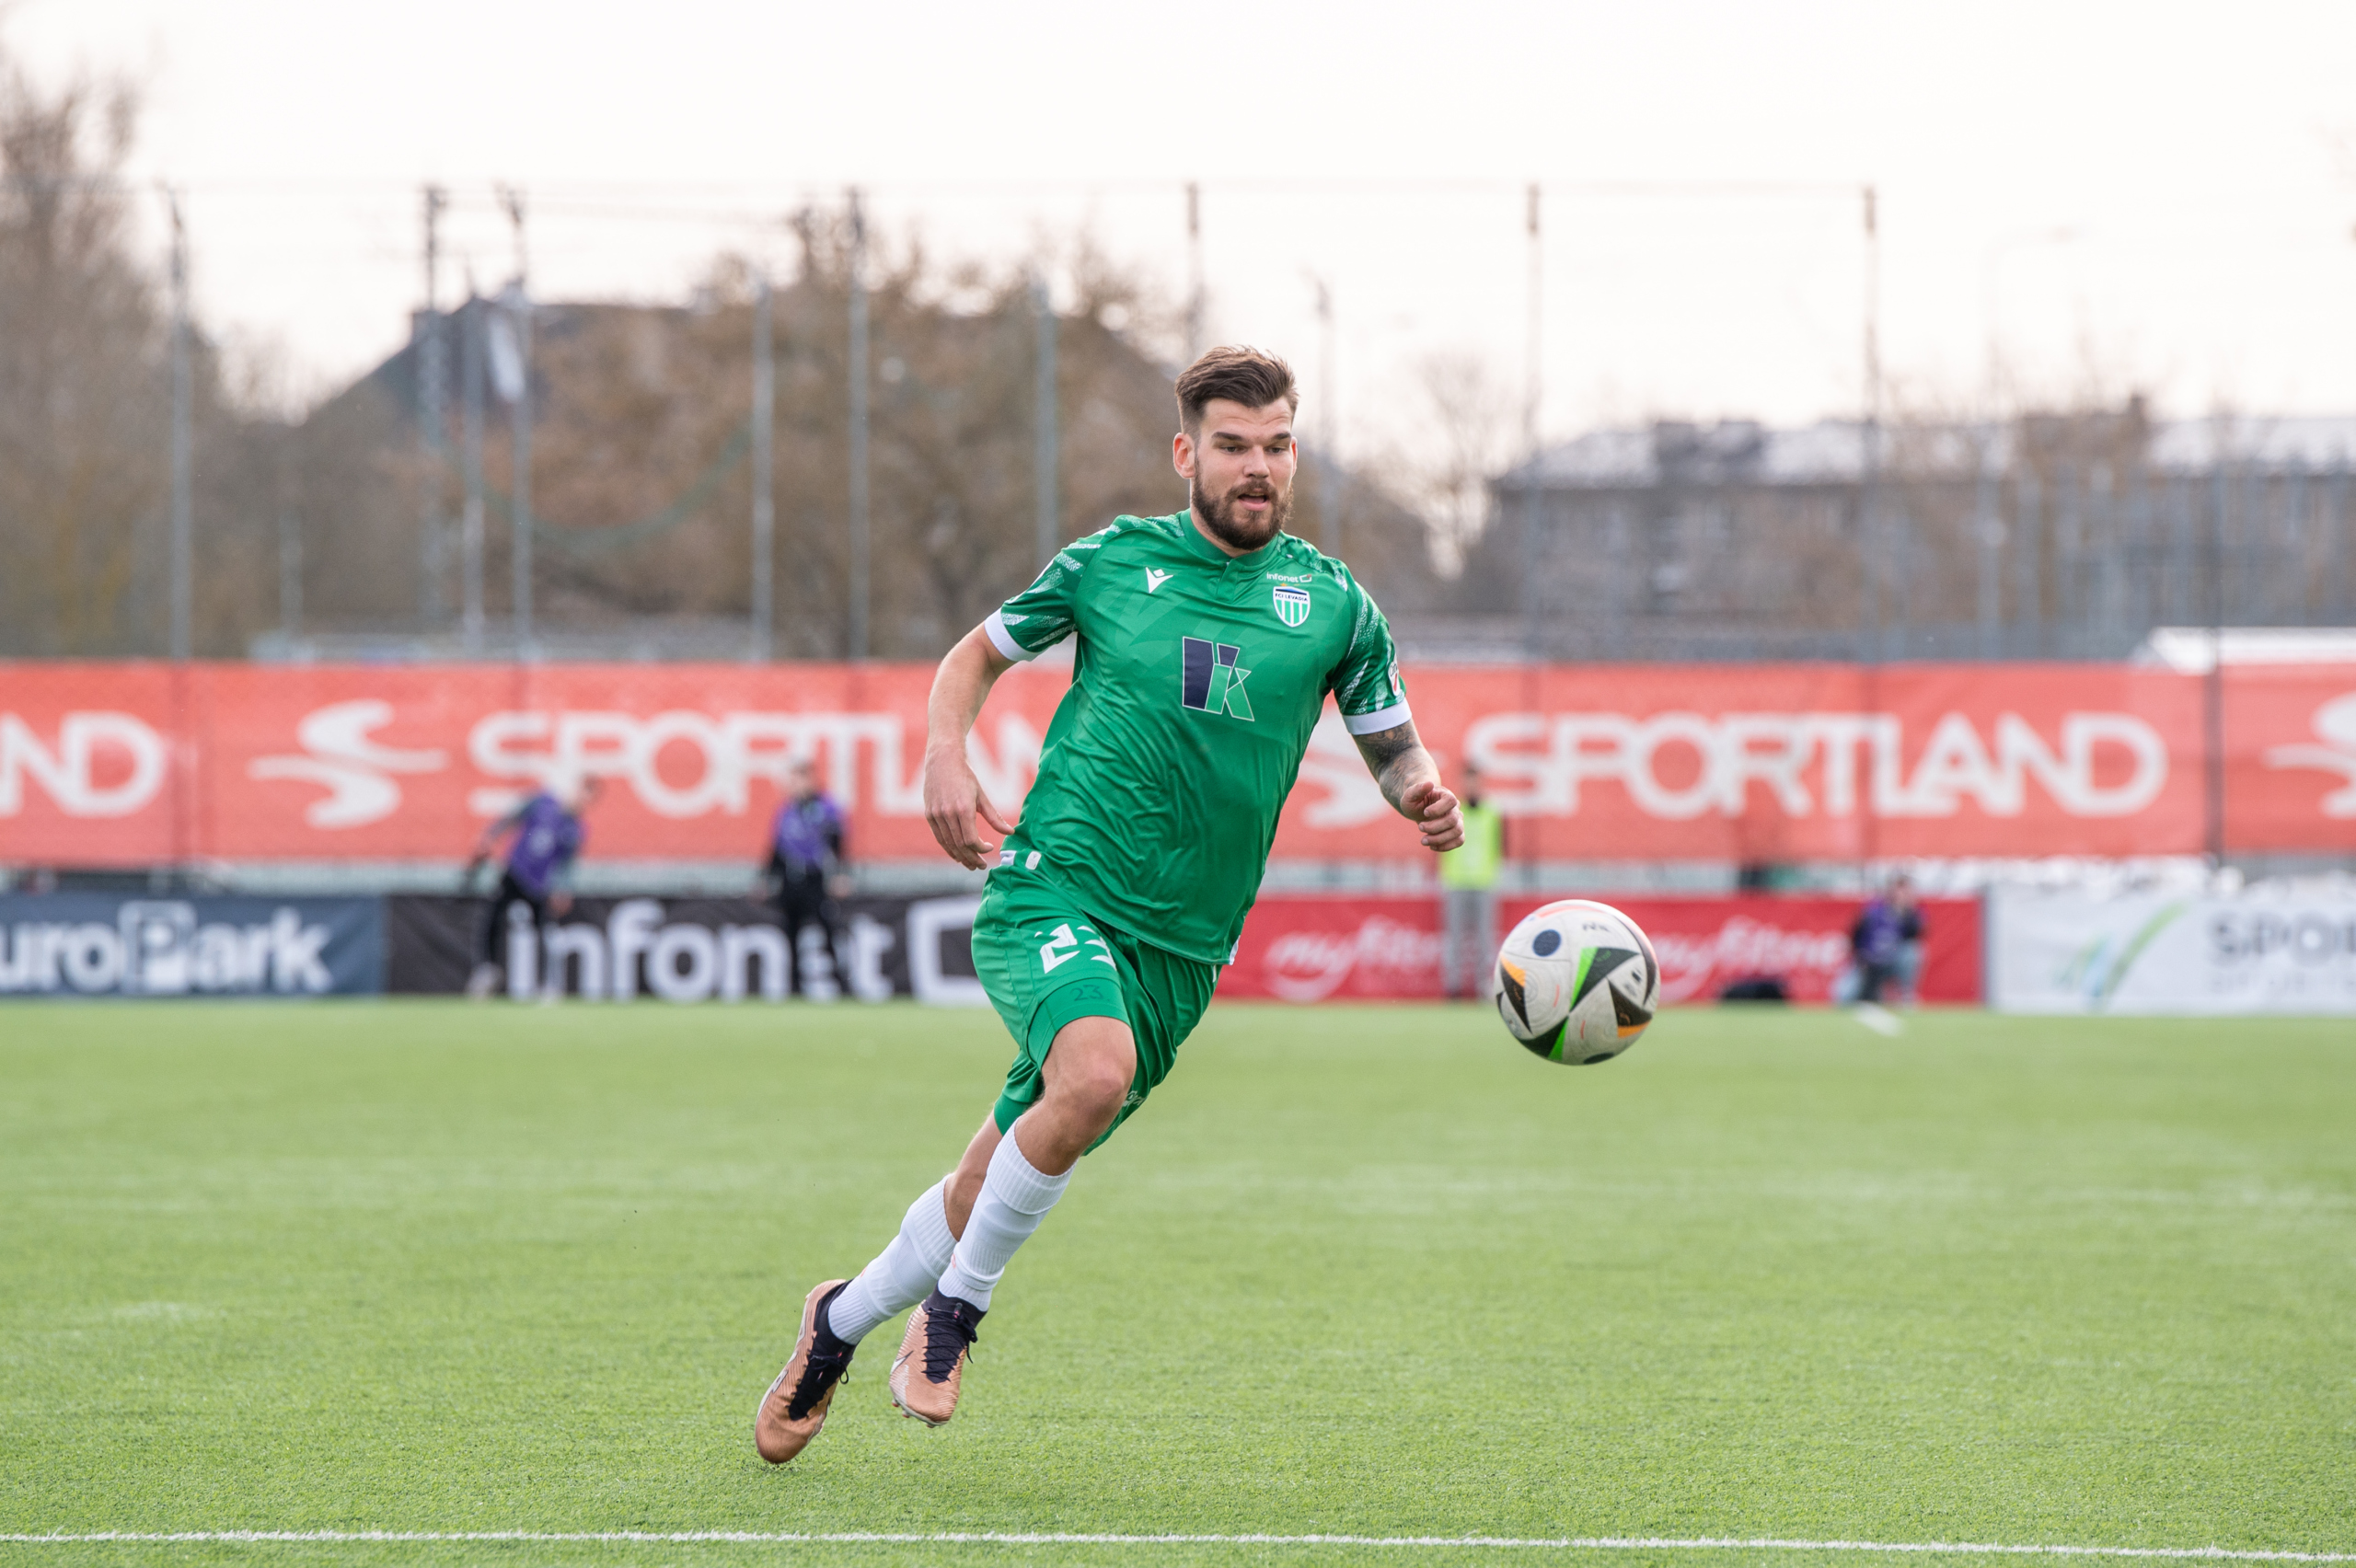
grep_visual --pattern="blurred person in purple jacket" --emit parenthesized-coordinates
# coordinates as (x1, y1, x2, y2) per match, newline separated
(766, 758, 850, 997)
(464, 778, 600, 999)
(1848, 874, 1923, 1007)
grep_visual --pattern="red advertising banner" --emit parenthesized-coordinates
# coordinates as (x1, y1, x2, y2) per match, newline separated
(1219, 894, 1982, 1004)
(4, 660, 2355, 866)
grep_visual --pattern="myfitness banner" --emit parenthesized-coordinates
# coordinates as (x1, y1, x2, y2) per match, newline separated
(1222, 894, 1981, 1006)
(6, 661, 2356, 865)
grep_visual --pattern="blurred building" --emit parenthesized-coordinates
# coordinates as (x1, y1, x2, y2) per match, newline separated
(1425, 407, 2356, 663)
(260, 265, 1441, 664)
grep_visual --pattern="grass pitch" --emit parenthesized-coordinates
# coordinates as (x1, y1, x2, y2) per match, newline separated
(1, 1000, 2350, 1567)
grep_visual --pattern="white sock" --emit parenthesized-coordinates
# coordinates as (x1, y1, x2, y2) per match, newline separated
(824, 1178, 955, 1344)
(932, 1131, 1068, 1311)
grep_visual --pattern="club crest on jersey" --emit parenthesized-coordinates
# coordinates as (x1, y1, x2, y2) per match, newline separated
(1272, 583, 1311, 628)
(1180, 636, 1253, 721)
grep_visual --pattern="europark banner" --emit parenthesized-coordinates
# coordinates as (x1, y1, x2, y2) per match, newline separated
(0, 890, 1981, 1005)
(6, 661, 2356, 866)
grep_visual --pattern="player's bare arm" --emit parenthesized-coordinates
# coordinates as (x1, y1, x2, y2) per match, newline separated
(921, 624, 1018, 870)
(1354, 719, 1465, 852)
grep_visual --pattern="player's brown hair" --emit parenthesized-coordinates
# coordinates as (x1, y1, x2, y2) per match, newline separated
(1175, 346, 1299, 432)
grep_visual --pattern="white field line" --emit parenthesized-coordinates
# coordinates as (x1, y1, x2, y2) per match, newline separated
(0, 1534, 2350, 1560)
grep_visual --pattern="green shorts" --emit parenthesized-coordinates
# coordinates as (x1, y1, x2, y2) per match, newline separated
(971, 855, 1220, 1151)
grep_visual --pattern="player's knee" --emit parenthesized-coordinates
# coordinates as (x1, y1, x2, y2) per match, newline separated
(1046, 1021, 1136, 1126)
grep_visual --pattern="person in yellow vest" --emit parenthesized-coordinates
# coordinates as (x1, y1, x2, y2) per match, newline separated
(1438, 766, 1506, 998)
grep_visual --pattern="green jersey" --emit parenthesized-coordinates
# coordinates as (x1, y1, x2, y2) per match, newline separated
(984, 511, 1411, 965)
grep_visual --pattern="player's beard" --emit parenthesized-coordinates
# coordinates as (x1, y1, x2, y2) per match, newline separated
(1191, 477, 1291, 551)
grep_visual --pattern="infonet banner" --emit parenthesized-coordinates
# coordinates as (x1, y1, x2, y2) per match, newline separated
(6, 662, 2356, 865)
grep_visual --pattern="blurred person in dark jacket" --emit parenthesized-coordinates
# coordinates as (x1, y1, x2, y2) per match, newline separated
(766, 758, 851, 997)
(465, 778, 599, 999)
(1849, 875, 1923, 1007)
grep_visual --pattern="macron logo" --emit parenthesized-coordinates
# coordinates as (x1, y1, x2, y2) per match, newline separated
(1144, 569, 1171, 594)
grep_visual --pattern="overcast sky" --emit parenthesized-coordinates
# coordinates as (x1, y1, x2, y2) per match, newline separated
(16, 0, 2356, 455)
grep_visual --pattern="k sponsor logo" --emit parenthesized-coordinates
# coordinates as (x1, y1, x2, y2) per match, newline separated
(1272, 584, 1311, 628)
(1180, 638, 1254, 721)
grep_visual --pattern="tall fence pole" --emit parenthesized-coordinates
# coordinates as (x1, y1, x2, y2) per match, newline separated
(1858, 184, 1882, 663)
(1524, 182, 1542, 458)
(1975, 449, 2001, 658)
(1033, 271, 1058, 568)
(277, 506, 300, 639)
(1184, 181, 1204, 362)
(1312, 276, 1337, 555)
(418, 184, 446, 626)
(461, 293, 486, 655)
(167, 190, 192, 663)
(750, 274, 775, 661)
(2205, 462, 2228, 866)
(848, 190, 871, 661)
(502, 189, 533, 659)
(510, 291, 534, 658)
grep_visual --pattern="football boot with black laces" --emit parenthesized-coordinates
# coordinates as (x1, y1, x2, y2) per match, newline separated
(888, 1290, 984, 1425)
(755, 1280, 856, 1463)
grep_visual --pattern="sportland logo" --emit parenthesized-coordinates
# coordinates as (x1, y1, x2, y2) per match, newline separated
(1463, 709, 2170, 820)
(248, 700, 447, 827)
(2264, 691, 2356, 816)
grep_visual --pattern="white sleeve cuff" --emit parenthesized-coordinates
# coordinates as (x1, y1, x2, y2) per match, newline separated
(1342, 701, 1413, 735)
(982, 610, 1034, 663)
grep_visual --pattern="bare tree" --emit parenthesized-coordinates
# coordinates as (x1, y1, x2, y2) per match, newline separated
(1401, 348, 1521, 573)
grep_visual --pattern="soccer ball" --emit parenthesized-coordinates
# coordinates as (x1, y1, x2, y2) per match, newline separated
(1493, 899, 1660, 1065)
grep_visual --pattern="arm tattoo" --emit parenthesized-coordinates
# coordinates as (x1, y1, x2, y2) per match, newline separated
(1352, 720, 1436, 813)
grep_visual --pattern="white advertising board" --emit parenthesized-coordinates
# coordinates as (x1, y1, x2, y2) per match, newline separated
(1988, 886, 2356, 1014)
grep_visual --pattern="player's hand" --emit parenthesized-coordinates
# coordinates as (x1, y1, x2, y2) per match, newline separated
(1401, 779, 1464, 853)
(924, 748, 1015, 870)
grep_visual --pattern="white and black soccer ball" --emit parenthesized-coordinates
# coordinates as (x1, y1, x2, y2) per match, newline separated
(1493, 899, 1660, 1065)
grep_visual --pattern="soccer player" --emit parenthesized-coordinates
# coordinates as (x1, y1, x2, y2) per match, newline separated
(763, 757, 849, 997)
(462, 778, 598, 999)
(754, 347, 1463, 1464)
